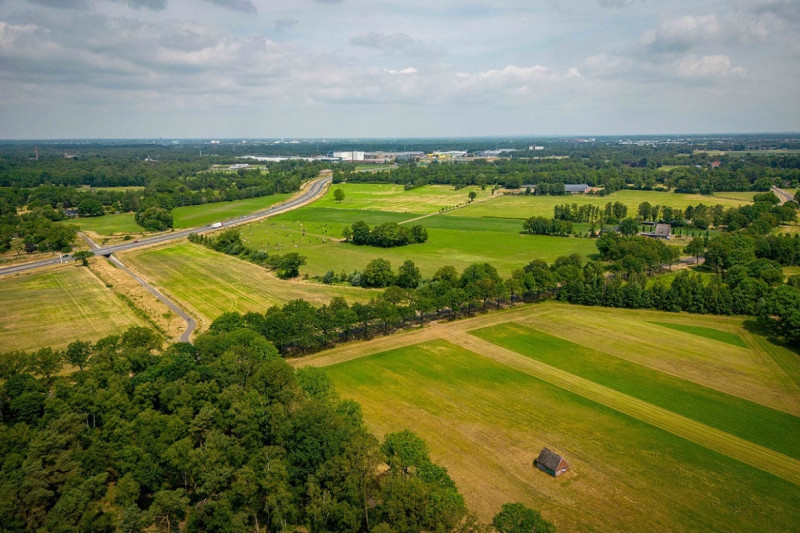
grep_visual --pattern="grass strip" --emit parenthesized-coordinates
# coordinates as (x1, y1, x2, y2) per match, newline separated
(470, 322, 800, 459)
(648, 321, 748, 348)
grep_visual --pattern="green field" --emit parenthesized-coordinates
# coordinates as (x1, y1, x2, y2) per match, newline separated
(241, 185, 599, 277)
(316, 183, 486, 213)
(447, 189, 754, 220)
(471, 322, 798, 457)
(172, 193, 292, 228)
(0, 266, 147, 351)
(122, 243, 375, 327)
(77, 186, 145, 193)
(324, 332, 800, 531)
(66, 213, 141, 235)
(240, 207, 597, 278)
(648, 321, 748, 348)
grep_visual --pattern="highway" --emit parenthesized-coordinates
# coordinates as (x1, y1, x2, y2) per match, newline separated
(0, 175, 332, 278)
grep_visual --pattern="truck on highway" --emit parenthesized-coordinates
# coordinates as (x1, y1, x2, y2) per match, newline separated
(211, 222, 223, 228)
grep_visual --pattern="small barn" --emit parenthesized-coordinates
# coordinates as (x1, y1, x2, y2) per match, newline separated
(534, 448, 569, 477)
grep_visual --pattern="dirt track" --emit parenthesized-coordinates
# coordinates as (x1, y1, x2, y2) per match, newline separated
(292, 309, 800, 486)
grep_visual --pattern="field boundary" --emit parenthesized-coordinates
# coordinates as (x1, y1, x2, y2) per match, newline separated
(444, 332, 800, 486)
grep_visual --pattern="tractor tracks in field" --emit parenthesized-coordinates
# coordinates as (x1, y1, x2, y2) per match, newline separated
(293, 310, 800, 486)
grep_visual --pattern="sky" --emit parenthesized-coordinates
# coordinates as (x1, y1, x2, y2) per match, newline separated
(0, 0, 798, 139)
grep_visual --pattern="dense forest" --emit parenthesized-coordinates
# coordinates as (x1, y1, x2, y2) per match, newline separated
(0, 325, 555, 532)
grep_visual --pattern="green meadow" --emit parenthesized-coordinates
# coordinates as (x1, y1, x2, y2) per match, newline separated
(647, 321, 748, 348)
(325, 337, 800, 532)
(66, 213, 141, 235)
(241, 207, 597, 278)
(172, 193, 292, 228)
(471, 322, 799, 458)
(65, 193, 292, 235)
(316, 183, 486, 213)
(447, 189, 754, 220)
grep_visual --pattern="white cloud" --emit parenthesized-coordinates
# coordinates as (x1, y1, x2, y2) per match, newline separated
(641, 14, 720, 55)
(675, 54, 746, 80)
(386, 67, 418, 75)
(349, 32, 443, 57)
(0, 0, 797, 137)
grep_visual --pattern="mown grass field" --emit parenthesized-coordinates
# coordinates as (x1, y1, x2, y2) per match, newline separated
(509, 304, 800, 413)
(324, 337, 800, 531)
(647, 321, 748, 347)
(0, 265, 147, 351)
(172, 193, 292, 228)
(68, 213, 141, 235)
(121, 243, 375, 327)
(306, 302, 800, 531)
(316, 183, 487, 213)
(241, 203, 598, 278)
(471, 322, 799, 458)
(447, 189, 754, 220)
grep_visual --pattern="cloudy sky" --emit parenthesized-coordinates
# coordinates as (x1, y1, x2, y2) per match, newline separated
(0, 0, 798, 139)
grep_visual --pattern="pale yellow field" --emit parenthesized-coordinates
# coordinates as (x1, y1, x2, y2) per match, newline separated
(121, 242, 377, 329)
(0, 265, 147, 351)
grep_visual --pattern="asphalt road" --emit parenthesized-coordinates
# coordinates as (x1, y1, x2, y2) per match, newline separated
(0, 175, 332, 278)
(107, 253, 198, 342)
(771, 185, 795, 205)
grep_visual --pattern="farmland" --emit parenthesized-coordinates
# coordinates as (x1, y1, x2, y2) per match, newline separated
(448, 189, 755, 220)
(0, 265, 147, 351)
(296, 302, 800, 531)
(240, 208, 598, 278)
(121, 242, 375, 327)
(315, 183, 487, 213)
(239, 183, 606, 277)
(230, 184, 758, 278)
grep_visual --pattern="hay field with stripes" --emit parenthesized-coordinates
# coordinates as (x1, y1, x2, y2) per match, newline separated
(292, 302, 800, 532)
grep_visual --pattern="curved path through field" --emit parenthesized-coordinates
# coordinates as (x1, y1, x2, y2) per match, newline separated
(292, 309, 800, 486)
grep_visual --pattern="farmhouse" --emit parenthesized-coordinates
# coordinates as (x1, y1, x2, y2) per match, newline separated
(534, 448, 569, 477)
(641, 223, 672, 240)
